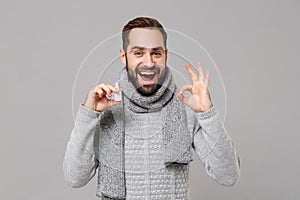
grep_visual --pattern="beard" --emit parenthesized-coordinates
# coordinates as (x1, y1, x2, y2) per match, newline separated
(127, 65, 166, 96)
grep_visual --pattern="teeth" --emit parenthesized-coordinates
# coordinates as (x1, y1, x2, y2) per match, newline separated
(140, 71, 155, 75)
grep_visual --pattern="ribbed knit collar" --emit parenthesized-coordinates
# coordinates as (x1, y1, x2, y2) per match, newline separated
(119, 66, 175, 113)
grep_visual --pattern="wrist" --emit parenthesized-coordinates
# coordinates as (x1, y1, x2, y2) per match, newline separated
(79, 104, 102, 118)
(195, 104, 213, 113)
(83, 101, 95, 111)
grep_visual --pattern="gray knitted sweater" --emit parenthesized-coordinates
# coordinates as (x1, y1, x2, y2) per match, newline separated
(63, 103, 240, 199)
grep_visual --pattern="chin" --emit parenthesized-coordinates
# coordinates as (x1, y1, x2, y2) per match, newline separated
(137, 84, 161, 96)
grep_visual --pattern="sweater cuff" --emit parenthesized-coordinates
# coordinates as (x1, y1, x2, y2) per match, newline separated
(195, 106, 223, 133)
(195, 106, 217, 120)
(79, 104, 102, 118)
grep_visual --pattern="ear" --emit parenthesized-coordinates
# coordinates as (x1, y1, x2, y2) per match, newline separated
(120, 49, 126, 65)
(165, 49, 168, 61)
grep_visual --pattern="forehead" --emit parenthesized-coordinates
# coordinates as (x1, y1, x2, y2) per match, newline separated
(127, 28, 164, 50)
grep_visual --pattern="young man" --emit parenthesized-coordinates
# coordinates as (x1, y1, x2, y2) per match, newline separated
(63, 17, 240, 200)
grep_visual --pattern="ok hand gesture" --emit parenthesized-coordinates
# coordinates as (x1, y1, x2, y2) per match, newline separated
(177, 63, 213, 112)
(83, 83, 121, 112)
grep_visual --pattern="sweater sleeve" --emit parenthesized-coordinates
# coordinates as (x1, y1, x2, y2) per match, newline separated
(63, 104, 102, 188)
(192, 106, 240, 186)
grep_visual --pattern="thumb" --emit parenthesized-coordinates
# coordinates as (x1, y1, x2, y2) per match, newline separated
(177, 92, 188, 104)
(177, 84, 192, 104)
(107, 100, 121, 108)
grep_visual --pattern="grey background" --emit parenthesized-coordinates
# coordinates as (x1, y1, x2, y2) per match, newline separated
(1, 0, 299, 199)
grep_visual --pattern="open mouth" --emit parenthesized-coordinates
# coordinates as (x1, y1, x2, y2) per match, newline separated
(138, 71, 157, 81)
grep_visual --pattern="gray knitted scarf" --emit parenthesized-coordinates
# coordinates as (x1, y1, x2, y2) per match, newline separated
(96, 67, 193, 199)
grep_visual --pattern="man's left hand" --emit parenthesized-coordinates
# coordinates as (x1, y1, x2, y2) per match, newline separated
(177, 63, 213, 112)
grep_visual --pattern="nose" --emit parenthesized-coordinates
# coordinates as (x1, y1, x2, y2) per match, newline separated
(143, 52, 154, 67)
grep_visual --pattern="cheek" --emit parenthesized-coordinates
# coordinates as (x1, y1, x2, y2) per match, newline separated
(156, 58, 166, 67)
(127, 57, 142, 70)
(156, 55, 166, 63)
(126, 60, 137, 76)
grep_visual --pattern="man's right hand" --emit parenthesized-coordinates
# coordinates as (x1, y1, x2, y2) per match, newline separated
(83, 83, 122, 112)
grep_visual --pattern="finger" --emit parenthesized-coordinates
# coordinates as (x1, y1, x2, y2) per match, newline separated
(205, 68, 210, 86)
(105, 84, 121, 93)
(96, 83, 119, 92)
(94, 87, 104, 98)
(107, 99, 121, 108)
(96, 84, 112, 97)
(178, 84, 193, 95)
(196, 62, 204, 81)
(177, 92, 189, 105)
(177, 92, 184, 101)
(185, 63, 198, 83)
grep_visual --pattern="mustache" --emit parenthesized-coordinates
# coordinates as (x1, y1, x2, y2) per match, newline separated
(135, 65, 161, 74)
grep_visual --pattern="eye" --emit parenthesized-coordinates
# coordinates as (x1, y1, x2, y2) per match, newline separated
(133, 51, 143, 57)
(153, 51, 162, 57)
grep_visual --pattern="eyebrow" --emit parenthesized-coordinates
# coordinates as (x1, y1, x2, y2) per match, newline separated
(130, 46, 165, 51)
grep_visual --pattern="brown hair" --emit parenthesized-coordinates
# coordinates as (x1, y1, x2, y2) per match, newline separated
(122, 17, 167, 52)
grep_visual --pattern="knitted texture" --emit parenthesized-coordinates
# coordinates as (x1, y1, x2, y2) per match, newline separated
(64, 103, 241, 200)
(95, 67, 193, 198)
(123, 108, 189, 199)
(63, 68, 241, 200)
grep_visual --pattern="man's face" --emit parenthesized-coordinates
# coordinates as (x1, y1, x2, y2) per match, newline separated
(120, 28, 167, 96)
